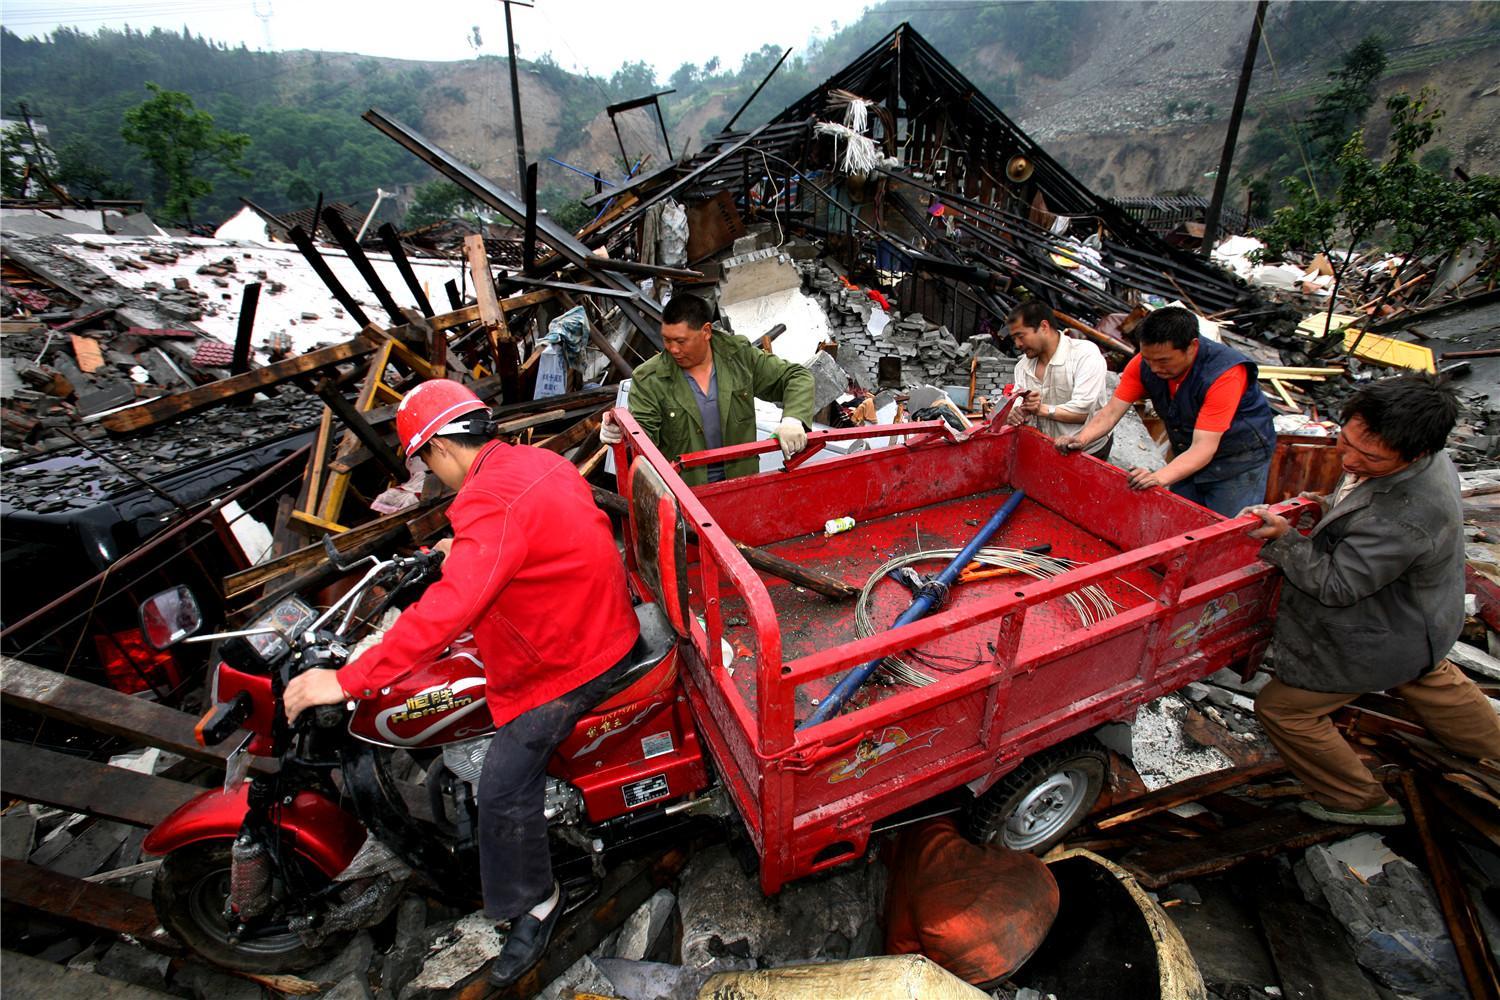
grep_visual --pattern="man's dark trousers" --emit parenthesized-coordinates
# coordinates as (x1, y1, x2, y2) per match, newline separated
(478, 653, 631, 920)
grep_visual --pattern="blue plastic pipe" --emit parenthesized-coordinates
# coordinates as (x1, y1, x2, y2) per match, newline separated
(800, 490, 1027, 729)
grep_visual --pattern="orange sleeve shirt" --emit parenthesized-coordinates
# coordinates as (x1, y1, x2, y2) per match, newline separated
(1114, 355, 1248, 434)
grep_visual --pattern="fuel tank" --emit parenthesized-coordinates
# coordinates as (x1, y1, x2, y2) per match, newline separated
(346, 635, 497, 748)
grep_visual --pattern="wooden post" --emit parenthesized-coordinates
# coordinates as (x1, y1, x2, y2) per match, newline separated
(311, 376, 407, 481)
(464, 235, 505, 335)
(231, 282, 261, 375)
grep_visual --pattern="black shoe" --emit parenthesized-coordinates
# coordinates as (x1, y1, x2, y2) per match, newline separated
(487, 883, 562, 988)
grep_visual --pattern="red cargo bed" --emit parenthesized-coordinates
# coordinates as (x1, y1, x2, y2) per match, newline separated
(614, 413, 1298, 891)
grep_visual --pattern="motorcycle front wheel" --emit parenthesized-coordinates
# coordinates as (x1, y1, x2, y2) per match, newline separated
(154, 838, 350, 973)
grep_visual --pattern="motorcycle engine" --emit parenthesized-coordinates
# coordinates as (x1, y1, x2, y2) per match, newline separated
(440, 736, 583, 822)
(441, 737, 489, 785)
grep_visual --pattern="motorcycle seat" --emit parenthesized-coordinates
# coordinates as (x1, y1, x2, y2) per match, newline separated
(590, 603, 678, 713)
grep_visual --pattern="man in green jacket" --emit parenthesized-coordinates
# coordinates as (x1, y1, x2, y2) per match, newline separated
(601, 295, 815, 485)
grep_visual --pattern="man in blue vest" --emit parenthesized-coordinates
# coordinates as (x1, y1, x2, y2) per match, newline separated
(1056, 306, 1275, 516)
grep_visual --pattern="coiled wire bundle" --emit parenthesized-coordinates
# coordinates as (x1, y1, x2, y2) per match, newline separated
(855, 546, 1119, 688)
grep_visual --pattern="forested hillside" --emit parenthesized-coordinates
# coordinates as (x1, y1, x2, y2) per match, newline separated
(4, 2, 1496, 229)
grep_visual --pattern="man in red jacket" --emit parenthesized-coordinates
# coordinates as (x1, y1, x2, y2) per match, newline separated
(284, 379, 639, 987)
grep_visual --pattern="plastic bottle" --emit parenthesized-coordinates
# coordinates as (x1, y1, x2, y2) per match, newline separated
(824, 516, 856, 536)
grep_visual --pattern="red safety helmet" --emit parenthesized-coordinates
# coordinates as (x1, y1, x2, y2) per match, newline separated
(395, 379, 489, 456)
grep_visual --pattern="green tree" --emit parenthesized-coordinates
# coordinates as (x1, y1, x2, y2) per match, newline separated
(1239, 35, 1388, 208)
(404, 178, 486, 228)
(120, 82, 249, 223)
(1304, 34, 1387, 188)
(55, 138, 135, 200)
(541, 185, 593, 232)
(1254, 90, 1500, 346)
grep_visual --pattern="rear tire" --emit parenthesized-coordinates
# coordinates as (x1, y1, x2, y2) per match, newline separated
(964, 738, 1108, 853)
(154, 838, 349, 973)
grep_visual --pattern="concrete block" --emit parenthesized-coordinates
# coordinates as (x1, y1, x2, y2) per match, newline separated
(720, 252, 800, 307)
(2, 805, 37, 861)
(612, 889, 676, 962)
(595, 958, 708, 1000)
(806, 352, 851, 412)
(538, 955, 614, 1000)
(94, 940, 169, 991)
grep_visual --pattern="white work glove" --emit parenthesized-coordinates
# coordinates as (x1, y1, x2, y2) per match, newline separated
(774, 418, 808, 459)
(600, 411, 623, 445)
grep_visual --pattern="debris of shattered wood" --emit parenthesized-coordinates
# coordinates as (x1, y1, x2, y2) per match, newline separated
(0, 656, 268, 774)
(1115, 809, 1359, 888)
(100, 333, 375, 433)
(224, 497, 450, 599)
(1089, 759, 1287, 831)
(0, 740, 199, 828)
(0, 858, 178, 949)
(1398, 772, 1500, 1000)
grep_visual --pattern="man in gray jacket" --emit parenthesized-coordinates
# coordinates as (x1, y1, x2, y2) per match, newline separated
(1246, 373, 1500, 826)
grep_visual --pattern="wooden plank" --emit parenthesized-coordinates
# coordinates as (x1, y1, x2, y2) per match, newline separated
(1117, 810, 1357, 888)
(0, 860, 174, 946)
(1401, 772, 1500, 999)
(1, 740, 200, 828)
(312, 376, 406, 481)
(317, 342, 394, 525)
(429, 303, 482, 332)
(576, 444, 609, 477)
(589, 486, 857, 600)
(464, 234, 504, 331)
(2, 950, 178, 999)
(0, 656, 260, 772)
(225, 498, 448, 598)
(535, 414, 601, 455)
(288, 509, 349, 535)
(1091, 759, 1287, 830)
(301, 408, 333, 517)
(1343, 327, 1436, 373)
(102, 334, 375, 433)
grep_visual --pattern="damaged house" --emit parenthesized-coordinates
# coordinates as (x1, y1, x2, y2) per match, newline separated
(3, 20, 1498, 1000)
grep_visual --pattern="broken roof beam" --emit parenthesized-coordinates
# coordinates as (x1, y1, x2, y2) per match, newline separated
(362, 109, 664, 350)
(321, 206, 407, 326)
(1, 739, 199, 828)
(592, 121, 774, 242)
(376, 222, 435, 318)
(1, 656, 267, 773)
(287, 224, 373, 328)
(100, 333, 375, 434)
(606, 88, 677, 167)
(722, 47, 792, 135)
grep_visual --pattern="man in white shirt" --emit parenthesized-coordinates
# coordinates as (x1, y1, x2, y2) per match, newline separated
(1005, 301, 1110, 457)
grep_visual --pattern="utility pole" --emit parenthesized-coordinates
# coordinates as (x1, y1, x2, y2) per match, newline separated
(1201, 0, 1269, 256)
(502, 0, 527, 193)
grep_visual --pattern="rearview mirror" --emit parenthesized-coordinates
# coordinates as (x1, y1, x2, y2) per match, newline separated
(140, 586, 203, 650)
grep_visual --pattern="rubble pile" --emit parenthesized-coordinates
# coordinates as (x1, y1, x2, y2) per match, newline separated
(798, 261, 1014, 398)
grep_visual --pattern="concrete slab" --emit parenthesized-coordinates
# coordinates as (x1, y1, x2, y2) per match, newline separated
(2, 950, 175, 1000)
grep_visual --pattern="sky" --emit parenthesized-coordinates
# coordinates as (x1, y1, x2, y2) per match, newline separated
(1, 0, 876, 80)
